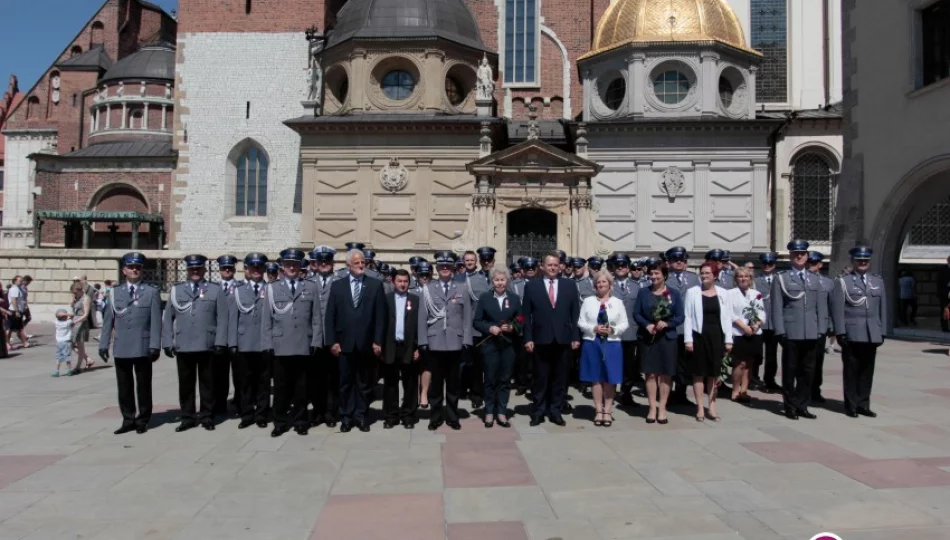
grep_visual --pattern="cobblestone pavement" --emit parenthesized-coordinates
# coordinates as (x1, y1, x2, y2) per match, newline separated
(2, 324, 950, 539)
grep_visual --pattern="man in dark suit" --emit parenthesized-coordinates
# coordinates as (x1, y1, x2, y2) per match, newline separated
(522, 251, 580, 426)
(382, 269, 427, 429)
(325, 248, 387, 432)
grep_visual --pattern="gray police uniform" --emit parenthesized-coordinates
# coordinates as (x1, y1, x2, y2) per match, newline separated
(667, 270, 700, 395)
(754, 273, 780, 385)
(101, 282, 162, 429)
(831, 272, 886, 413)
(213, 279, 240, 415)
(307, 271, 340, 424)
(770, 269, 827, 414)
(163, 280, 228, 425)
(576, 276, 596, 300)
(422, 279, 473, 425)
(812, 272, 835, 398)
(613, 277, 641, 396)
(457, 271, 490, 403)
(228, 280, 270, 424)
(262, 278, 324, 431)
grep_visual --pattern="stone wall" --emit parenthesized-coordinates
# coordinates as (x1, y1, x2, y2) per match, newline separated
(0, 250, 121, 318)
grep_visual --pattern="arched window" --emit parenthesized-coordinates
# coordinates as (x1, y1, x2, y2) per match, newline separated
(90, 21, 104, 47)
(234, 144, 268, 217)
(130, 109, 143, 129)
(70, 45, 83, 58)
(790, 152, 837, 242)
(26, 96, 40, 120)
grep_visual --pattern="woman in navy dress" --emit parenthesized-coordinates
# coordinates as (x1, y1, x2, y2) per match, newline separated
(577, 270, 629, 427)
(633, 261, 685, 424)
(473, 267, 522, 428)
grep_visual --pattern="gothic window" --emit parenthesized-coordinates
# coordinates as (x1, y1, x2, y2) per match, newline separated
(751, 0, 788, 103)
(26, 96, 40, 120)
(922, 0, 950, 86)
(790, 153, 837, 243)
(130, 110, 143, 129)
(504, 0, 538, 84)
(234, 144, 268, 217)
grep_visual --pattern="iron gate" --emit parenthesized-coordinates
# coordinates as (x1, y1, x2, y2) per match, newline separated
(507, 232, 557, 264)
(116, 259, 223, 294)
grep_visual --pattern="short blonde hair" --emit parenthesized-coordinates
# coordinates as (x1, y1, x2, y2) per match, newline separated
(593, 269, 614, 289)
(734, 266, 754, 281)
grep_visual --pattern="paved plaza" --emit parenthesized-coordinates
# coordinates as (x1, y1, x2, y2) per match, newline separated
(2, 326, 950, 539)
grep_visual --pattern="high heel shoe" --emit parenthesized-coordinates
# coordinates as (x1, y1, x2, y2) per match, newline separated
(594, 412, 604, 427)
(602, 413, 613, 427)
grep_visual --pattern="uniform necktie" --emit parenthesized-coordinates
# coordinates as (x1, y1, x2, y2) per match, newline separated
(862, 274, 867, 286)
(799, 271, 806, 283)
(767, 276, 772, 286)
(129, 285, 135, 298)
(353, 279, 361, 307)
(443, 282, 449, 296)
(677, 273, 684, 285)
(192, 282, 199, 295)
(253, 283, 259, 297)
(548, 279, 556, 307)
(620, 281, 626, 293)
(290, 280, 296, 296)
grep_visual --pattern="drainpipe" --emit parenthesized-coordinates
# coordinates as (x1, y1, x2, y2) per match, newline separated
(822, 0, 831, 106)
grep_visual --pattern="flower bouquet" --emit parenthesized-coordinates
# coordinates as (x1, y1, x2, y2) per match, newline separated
(477, 314, 524, 347)
(719, 352, 733, 384)
(743, 293, 763, 326)
(650, 290, 672, 342)
(597, 303, 609, 343)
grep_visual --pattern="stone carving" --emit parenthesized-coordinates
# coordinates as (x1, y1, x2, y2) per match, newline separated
(51, 75, 61, 104)
(164, 83, 171, 99)
(526, 118, 541, 140)
(94, 88, 101, 103)
(117, 82, 124, 97)
(379, 157, 409, 192)
(476, 55, 494, 101)
(659, 166, 686, 199)
(306, 40, 324, 102)
(140, 80, 146, 97)
(472, 193, 495, 208)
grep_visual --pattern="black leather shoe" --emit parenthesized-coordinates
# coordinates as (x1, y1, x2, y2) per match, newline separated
(515, 387, 527, 396)
(238, 420, 254, 429)
(765, 382, 783, 393)
(812, 394, 827, 404)
(845, 409, 859, 418)
(427, 421, 442, 431)
(325, 420, 338, 428)
(529, 416, 543, 427)
(403, 419, 416, 429)
(340, 422, 353, 433)
(256, 420, 269, 429)
(114, 424, 136, 435)
(384, 420, 398, 429)
(799, 410, 817, 420)
(484, 420, 494, 428)
(135, 425, 148, 434)
(271, 426, 290, 438)
(359, 422, 371, 432)
(562, 402, 574, 414)
(497, 419, 511, 428)
(295, 426, 309, 436)
(175, 422, 196, 433)
(201, 422, 216, 431)
(471, 398, 484, 410)
(784, 410, 799, 420)
(549, 415, 566, 426)
(857, 408, 877, 418)
(447, 421, 461, 430)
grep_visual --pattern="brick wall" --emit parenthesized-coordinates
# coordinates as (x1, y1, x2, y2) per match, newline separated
(178, 0, 327, 33)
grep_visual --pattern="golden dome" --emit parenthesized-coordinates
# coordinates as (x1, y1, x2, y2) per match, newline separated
(581, 0, 759, 59)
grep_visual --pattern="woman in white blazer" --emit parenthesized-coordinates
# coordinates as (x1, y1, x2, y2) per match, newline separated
(684, 262, 734, 422)
(577, 270, 630, 427)
(725, 267, 766, 403)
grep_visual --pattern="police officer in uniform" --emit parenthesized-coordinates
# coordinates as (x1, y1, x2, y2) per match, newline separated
(363, 249, 385, 283)
(575, 258, 596, 300)
(611, 254, 641, 407)
(228, 253, 271, 429)
(213, 254, 240, 417)
(265, 262, 280, 283)
(308, 245, 340, 427)
(631, 258, 648, 287)
(510, 262, 523, 282)
(771, 239, 827, 420)
(422, 251, 473, 430)
(753, 252, 782, 393)
(665, 246, 700, 404)
(100, 252, 161, 435)
(163, 255, 228, 432)
(832, 245, 886, 418)
(262, 248, 323, 437)
(457, 247, 494, 409)
(807, 251, 834, 403)
(705, 249, 735, 289)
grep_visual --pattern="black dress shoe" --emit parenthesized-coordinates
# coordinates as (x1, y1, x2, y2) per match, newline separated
(812, 394, 827, 404)
(271, 426, 290, 438)
(856, 408, 877, 418)
(136, 426, 148, 434)
(765, 382, 783, 393)
(427, 421, 442, 431)
(114, 424, 136, 435)
(340, 422, 353, 433)
(549, 415, 566, 426)
(484, 420, 494, 428)
(497, 419, 511, 428)
(529, 417, 543, 427)
(359, 422, 371, 432)
(201, 422, 216, 431)
(515, 387, 527, 396)
(295, 426, 309, 436)
(403, 419, 416, 429)
(175, 422, 196, 433)
(562, 402, 574, 413)
(238, 420, 255, 429)
(845, 409, 859, 418)
(384, 420, 397, 429)
(326, 420, 338, 428)
(447, 421, 461, 430)
(256, 420, 269, 429)
(471, 398, 484, 410)
(784, 410, 799, 420)
(799, 410, 817, 420)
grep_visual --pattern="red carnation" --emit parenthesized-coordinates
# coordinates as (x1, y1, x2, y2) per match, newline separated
(663, 290, 671, 298)
(756, 293, 763, 300)
(516, 315, 525, 324)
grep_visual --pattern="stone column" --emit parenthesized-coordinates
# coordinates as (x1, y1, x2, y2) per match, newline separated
(106, 105, 112, 129)
(693, 161, 711, 250)
(94, 108, 100, 131)
(747, 66, 758, 119)
(635, 162, 652, 249)
(130, 221, 140, 250)
(700, 51, 719, 116)
(143, 103, 149, 130)
(81, 220, 91, 249)
(161, 105, 167, 131)
(627, 53, 646, 118)
(752, 160, 769, 250)
(121, 102, 127, 129)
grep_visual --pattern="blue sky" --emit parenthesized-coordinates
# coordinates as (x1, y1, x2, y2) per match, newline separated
(0, 0, 178, 94)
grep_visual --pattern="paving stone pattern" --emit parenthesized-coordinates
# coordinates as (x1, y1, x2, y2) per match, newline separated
(2, 324, 950, 539)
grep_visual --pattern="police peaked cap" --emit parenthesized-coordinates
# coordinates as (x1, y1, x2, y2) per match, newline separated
(665, 246, 688, 261)
(807, 251, 825, 264)
(521, 257, 539, 269)
(587, 256, 604, 269)
(216, 255, 238, 268)
(122, 252, 146, 266)
(184, 254, 207, 268)
(787, 239, 810, 252)
(759, 252, 778, 263)
(345, 242, 366, 252)
(244, 253, 268, 266)
(849, 245, 873, 260)
(434, 251, 457, 265)
(476, 247, 497, 260)
(704, 249, 725, 261)
(279, 248, 306, 262)
(265, 262, 280, 273)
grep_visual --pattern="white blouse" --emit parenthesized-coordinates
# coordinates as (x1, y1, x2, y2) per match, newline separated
(683, 286, 734, 345)
(577, 296, 630, 342)
(726, 287, 766, 336)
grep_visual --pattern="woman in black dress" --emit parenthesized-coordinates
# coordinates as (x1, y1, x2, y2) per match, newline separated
(684, 262, 733, 421)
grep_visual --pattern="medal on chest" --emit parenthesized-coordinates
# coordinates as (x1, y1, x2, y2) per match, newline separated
(406, 299, 412, 311)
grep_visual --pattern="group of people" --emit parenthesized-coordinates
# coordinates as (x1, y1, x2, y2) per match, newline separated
(1, 275, 34, 357)
(97, 239, 887, 437)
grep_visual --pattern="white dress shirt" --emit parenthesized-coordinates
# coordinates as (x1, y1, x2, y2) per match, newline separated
(544, 277, 559, 301)
(494, 291, 507, 310)
(394, 292, 407, 341)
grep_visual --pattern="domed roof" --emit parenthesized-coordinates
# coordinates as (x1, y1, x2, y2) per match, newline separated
(581, 0, 758, 59)
(326, 0, 489, 52)
(101, 43, 175, 83)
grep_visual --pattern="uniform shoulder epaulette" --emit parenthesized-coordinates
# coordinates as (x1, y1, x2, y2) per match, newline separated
(205, 281, 222, 289)
(871, 273, 882, 279)
(777, 270, 789, 275)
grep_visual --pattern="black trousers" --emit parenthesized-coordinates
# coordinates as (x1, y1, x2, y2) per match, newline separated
(115, 357, 153, 428)
(273, 355, 308, 430)
(176, 352, 214, 424)
(234, 351, 271, 423)
(338, 350, 374, 424)
(461, 344, 484, 401)
(305, 348, 340, 422)
(812, 336, 827, 397)
(515, 339, 532, 389)
(620, 340, 639, 395)
(382, 344, 418, 422)
(483, 340, 515, 416)
(673, 335, 689, 395)
(781, 338, 819, 413)
(842, 341, 878, 411)
(212, 351, 238, 416)
(428, 350, 461, 424)
(757, 330, 779, 383)
(532, 343, 570, 419)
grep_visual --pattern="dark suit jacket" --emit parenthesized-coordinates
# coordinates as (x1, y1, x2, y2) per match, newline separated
(632, 287, 685, 340)
(383, 291, 426, 364)
(324, 274, 387, 354)
(473, 291, 523, 346)
(522, 277, 580, 345)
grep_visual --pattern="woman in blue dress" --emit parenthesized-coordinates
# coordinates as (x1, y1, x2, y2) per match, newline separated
(578, 270, 629, 427)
